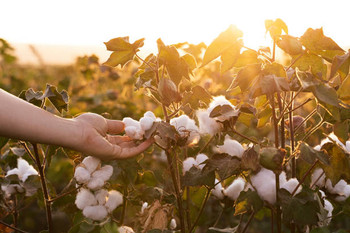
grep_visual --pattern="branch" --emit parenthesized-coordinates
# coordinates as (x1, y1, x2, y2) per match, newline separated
(189, 187, 211, 233)
(241, 211, 256, 233)
(0, 220, 28, 233)
(291, 160, 319, 196)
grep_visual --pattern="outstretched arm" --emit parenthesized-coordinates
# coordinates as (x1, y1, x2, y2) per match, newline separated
(0, 89, 153, 160)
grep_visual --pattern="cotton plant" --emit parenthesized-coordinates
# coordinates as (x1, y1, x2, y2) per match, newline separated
(1, 158, 38, 198)
(170, 114, 200, 146)
(196, 95, 237, 136)
(182, 153, 209, 174)
(123, 111, 160, 140)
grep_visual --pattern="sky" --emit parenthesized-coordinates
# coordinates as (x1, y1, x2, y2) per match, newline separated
(1, 0, 349, 64)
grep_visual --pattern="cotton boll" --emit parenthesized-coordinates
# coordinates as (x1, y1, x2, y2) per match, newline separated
(83, 205, 108, 221)
(95, 189, 108, 205)
(196, 154, 208, 170)
(105, 190, 123, 213)
(1, 184, 24, 197)
(118, 226, 135, 233)
(123, 117, 140, 128)
(144, 111, 157, 121)
(217, 136, 244, 158)
(75, 188, 97, 210)
(323, 199, 333, 226)
(170, 218, 177, 230)
(170, 115, 200, 145)
(313, 145, 321, 151)
(6, 158, 38, 182)
(140, 116, 155, 131)
(92, 165, 113, 182)
(281, 178, 301, 195)
(212, 179, 224, 200)
(251, 168, 276, 204)
(224, 177, 245, 200)
(311, 168, 326, 188)
(325, 179, 348, 195)
(125, 126, 144, 140)
(335, 185, 350, 202)
(87, 177, 105, 190)
(183, 157, 197, 175)
(82, 156, 101, 173)
(141, 202, 148, 214)
(346, 141, 350, 153)
(196, 109, 221, 136)
(74, 166, 91, 184)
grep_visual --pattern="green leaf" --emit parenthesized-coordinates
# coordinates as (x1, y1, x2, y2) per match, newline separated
(257, 105, 272, 128)
(205, 153, 241, 180)
(334, 120, 350, 144)
(313, 83, 339, 107)
(220, 40, 243, 73)
(300, 28, 343, 54)
(229, 64, 261, 92)
(0, 137, 9, 150)
(337, 73, 350, 105)
(182, 53, 197, 74)
(100, 221, 119, 233)
(104, 50, 135, 68)
(41, 84, 69, 113)
(233, 50, 260, 68)
(201, 25, 243, 67)
(209, 104, 239, 120)
(295, 68, 321, 90)
(330, 51, 350, 80)
(18, 88, 44, 107)
(182, 85, 212, 110)
(258, 74, 290, 95)
(298, 142, 330, 165)
(263, 62, 287, 78)
(234, 189, 263, 215)
(276, 35, 303, 55)
(182, 166, 215, 187)
(265, 18, 288, 38)
(320, 142, 350, 185)
(292, 53, 327, 79)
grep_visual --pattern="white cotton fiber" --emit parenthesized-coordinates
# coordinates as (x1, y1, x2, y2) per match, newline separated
(281, 178, 301, 195)
(105, 190, 123, 213)
(335, 185, 350, 202)
(323, 199, 333, 226)
(182, 157, 197, 175)
(170, 218, 177, 230)
(75, 188, 97, 210)
(95, 189, 108, 205)
(196, 154, 208, 170)
(217, 135, 244, 158)
(196, 109, 221, 136)
(251, 168, 277, 204)
(224, 177, 245, 200)
(74, 166, 91, 184)
(320, 132, 346, 150)
(326, 179, 347, 194)
(212, 179, 224, 200)
(346, 141, 350, 153)
(6, 158, 38, 182)
(92, 165, 113, 182)
(141, 202, 148, 214)
(87, 177, 105, 190)
(170, 115, 200, 145)
(1, 184, 24, 197)
(124, 126, 144, 140)
(313, 145, 321, 151)
(123, 117, 141, 128)
(118, 226, 135, 233)
(83, 205, 108, 221)
(311, 168, 326, 188)
(140, 116, 155, 131)
(82, 156, 101, 173)
(144, 111, 156, 121)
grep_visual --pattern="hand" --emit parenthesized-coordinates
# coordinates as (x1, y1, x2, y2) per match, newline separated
(73, 113, 154, 160)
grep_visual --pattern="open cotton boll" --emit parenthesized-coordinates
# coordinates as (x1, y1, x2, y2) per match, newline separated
(183, 157, 197, 175)
(1, 184, 24, 197)
(123, 117, 140, 128)
(323, 199, 333, 226)
(95, 189, 108, 205)
(140, 116, 155, 131)
(75, 188, 97, 210)
(74, 166, 91, 184)
(87, 177, 105, 190)
(313, 145, 321, 151)
(335, 185, 350, 202)
(82, 156, 101, 173)
(346, 141, 350, 153)
(170, 115, 200, 145)
(251, 168, 277, 204)
(118, 226, 135, 233)
(281, 178, 301, 195)
(212, 179, 224, 200)
(83, 205, 108, 221)
(92, 165, 113, 182)
(196, 109, 221, 136)
(311, 168, 326, 188)
(207, 96, 236, 122)
(320, 132, 346, 151)
(6, 158, 38, 182)
(105, 190, 123, 213)
(224, 177, 246, 200)
(141, 202, 148, 214)
(217, 136, 244, 158)
(196, 154, 208, 170)
(144, 111, 156, 121)
(170, 218, 177, 230)
(325, 179, 348, 195)
(124, 126, 144, 140)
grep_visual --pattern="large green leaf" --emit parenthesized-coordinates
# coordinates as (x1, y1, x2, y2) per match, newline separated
(205, 153, 241, 180)
(182, 85, 212, 110)
(265, 18, 288, 38)
(298, 142, 330, 165)
(234, 189, 263, 215)
(276, 35, 303, 55)
(229, 63, 261, 92)
(292, 53, 327, 79)
(300, 28, 343, 53)
(182, 166, 215, 187)
(312, 83, 340, 107)
(41, 84, 69, 113)
(201, 25, 243, 67)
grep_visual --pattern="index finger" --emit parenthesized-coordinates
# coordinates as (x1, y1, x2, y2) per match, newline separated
(106, 119, 125, 134)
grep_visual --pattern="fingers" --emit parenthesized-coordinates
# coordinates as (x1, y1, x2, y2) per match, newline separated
(106, 135, 133, 144)
(113, 137, 155, 159)
(106, 119, 125, 134)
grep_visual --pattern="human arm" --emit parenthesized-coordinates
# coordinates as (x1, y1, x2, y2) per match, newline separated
(0, 88, 154, 160)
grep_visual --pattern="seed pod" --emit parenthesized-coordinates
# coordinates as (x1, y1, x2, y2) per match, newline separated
(158, 78, 182, 106)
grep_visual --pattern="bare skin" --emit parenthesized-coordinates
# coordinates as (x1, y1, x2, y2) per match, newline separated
(0, 89, 154, 160)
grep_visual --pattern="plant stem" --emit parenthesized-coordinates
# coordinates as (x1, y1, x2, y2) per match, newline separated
(277, 94, 285, 148)
(277, 87, 302, 124)
(288, 93, 296, 233)
(285, 98, 313, 115)
(294, 109, 317, 134)
(48, 188, 77, 203)
(302, 118, 324, 142)
(189, 188, 211, 233)
(291, 160, 319, 196)
(183, 147, 192, 231)
(231, 127, 259, 145)
(120, 185, 128, 225)
(0, 220, 28, 233)
(271, 208, 274, 233)
(198, 135, 214, 154)
(135, 53, 157, 73)
(166, 149, 186, 233)
(32, 143, 53, 233)
(275, 173, 281, 233)
(241, 211, 255, 233)
(270, 95, 279, 148)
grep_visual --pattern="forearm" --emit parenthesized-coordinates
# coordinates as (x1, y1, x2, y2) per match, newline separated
(0, 89, 81, 148)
